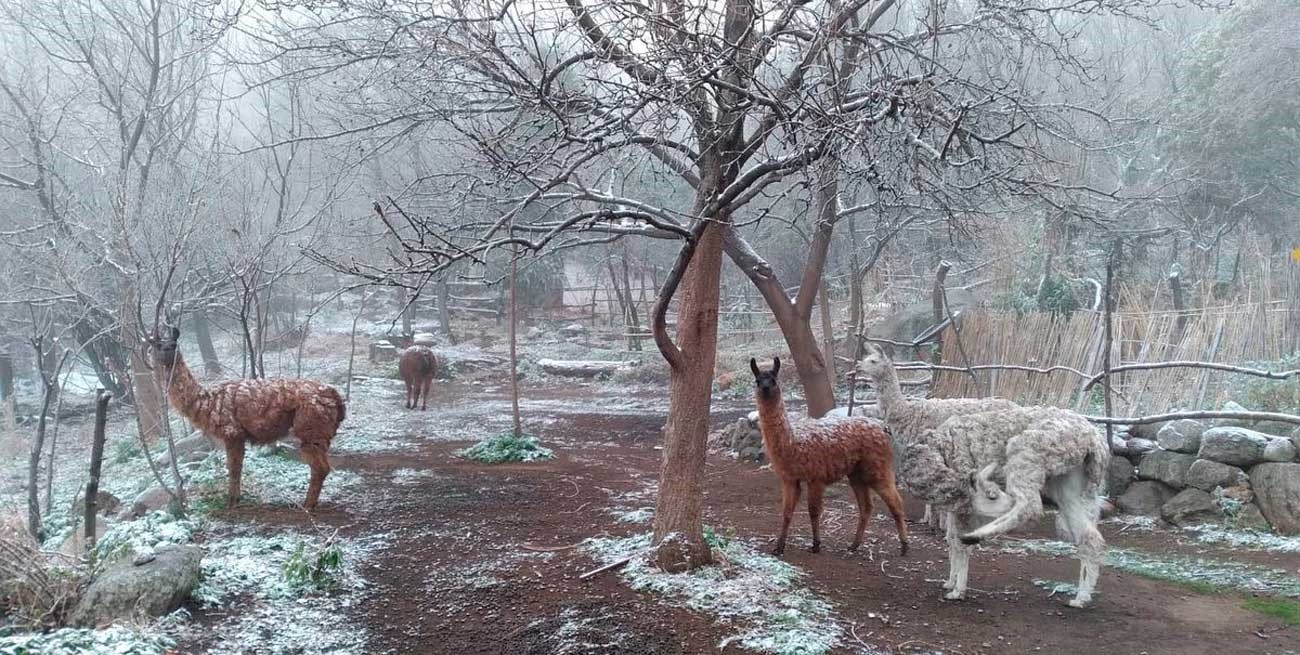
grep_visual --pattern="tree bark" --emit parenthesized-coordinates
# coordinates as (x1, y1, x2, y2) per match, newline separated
(192, 307, 222, 377)
(122, 288, 166, 445)
(931, 261, 951, 365)
(508, 243, 523, 438)
(651, 203, 727, 572)
(437, 277, 456, 344)
(85, 390, 111, 551)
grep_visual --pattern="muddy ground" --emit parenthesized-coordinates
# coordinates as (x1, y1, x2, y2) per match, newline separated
(177, 380, 1300, 655)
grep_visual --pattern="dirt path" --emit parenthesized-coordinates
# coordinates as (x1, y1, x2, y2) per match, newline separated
(187, 381, 1300, 654)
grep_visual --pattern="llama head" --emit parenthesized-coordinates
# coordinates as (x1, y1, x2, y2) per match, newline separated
(750, 357, 781, 400)
(855, 342, 893, 381)
(969, 463, 1014, 517)
(153, 325, 182, 368)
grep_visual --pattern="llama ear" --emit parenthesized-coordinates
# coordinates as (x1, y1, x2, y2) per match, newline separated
(750, 358, 760, 377)
(772, 357, 780, 375)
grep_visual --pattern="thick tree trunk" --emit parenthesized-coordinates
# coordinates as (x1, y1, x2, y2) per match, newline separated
(651, 208, 727, 572)
(192, 307, 222, 377)
(85, 390, 111, 551)
(121, 288, 165, 445)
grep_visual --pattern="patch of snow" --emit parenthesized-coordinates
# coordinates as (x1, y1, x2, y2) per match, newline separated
(391, 468, 436, 484)
(0, 624, 175, 655)
(583, 533, 842, 655)
(1184, 526, 1300, 553)
(608, 507, 654, 525)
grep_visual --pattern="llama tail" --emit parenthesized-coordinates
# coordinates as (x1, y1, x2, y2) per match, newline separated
(419, 352, 437, 378)
(326, 386, 347, 426)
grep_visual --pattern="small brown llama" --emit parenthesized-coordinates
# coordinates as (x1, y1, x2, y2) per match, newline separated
(398, 345, 438, 410)
(750, 357, 909, 556)
(150, 326, 345, 510)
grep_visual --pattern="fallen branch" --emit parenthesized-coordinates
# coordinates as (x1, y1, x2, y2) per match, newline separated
(1086, 410, 1300, 427)
(579, 549, 651, 580)
(1082, 361, 1300, 391)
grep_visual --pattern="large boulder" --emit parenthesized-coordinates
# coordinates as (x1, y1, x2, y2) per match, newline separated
(1198, 427, 1271, 467)
(1249, 463, 1300, 535)
(1184, 459, 1248, 492)
(1136, 450, 1197, 488)
(1160, 489, 1223, 526)
(1156, 419, 1206, 454)
(1116, 480, 1175, 515)
(1106, 457, 1136, 497)
(69, 545, 202, 627)
(57, 518, 115, 558)
(117, 486, 177, 521)
(71, 491, 122, 519)
(1263, 437, 1298, 463)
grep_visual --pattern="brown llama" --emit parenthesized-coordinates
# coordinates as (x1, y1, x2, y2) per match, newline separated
(398, 345, 438, 410)
(150, 326, 345, 510)
(751, 357, 909, 556)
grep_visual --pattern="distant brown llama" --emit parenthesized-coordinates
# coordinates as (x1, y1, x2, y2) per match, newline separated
(150, 326, 346, 510)
(750, 357, 909, 556)
(398, 345, 438, 410)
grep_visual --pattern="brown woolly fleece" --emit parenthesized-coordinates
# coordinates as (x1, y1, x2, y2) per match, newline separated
(399, 345, 439, 410)
(154, 328, 345, 510)
(750, 358, 908, 557)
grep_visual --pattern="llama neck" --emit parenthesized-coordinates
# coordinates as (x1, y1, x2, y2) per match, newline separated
(755, 390, 793, 463)
(160, 354, 212, 428)
(874, 367, 908, 422)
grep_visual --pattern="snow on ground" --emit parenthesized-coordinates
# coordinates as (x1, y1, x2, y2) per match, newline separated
(1183, 525, 1300, 553)
(1005, 538, 1300, 596)
(583, 533, 842, 655)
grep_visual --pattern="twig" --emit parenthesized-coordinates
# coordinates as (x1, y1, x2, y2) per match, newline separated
(1082, 360, 1300, 391)
(1086, 410, 1300, 427)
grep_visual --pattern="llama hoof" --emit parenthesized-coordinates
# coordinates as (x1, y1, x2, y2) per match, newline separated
(959, 535, 982, 546)
(1067, 596, 1092, 609)
(898, 541, 909, 556)
(806, 543, 821, 554)
(942, 579, 955, 590)
(847, 542, 861, 553)
(771, 545, 785, 556)
(943, 590, 967, 601)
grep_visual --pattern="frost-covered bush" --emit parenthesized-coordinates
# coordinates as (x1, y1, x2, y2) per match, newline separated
(283, 541, 344, 592)
(456, 433, 554, 464)
(0, 625, 174, 655)
(93, 511, 198, 566)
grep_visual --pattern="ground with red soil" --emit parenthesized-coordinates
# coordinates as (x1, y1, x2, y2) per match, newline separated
(180, 381, 1300, 655)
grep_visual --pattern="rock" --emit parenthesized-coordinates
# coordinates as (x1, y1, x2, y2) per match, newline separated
(117, 486, 177, 521)
(1184, 459, 1248, 492)
(71, 491, 122, 518)
(58, 518, 115, 558)
(1156, 419, 1206, 454)
(525, 326, 546, 340)
(412, 332, 438, 346)
(1116, 480, 1175, 515)
(1106, 458, 1136, 497)
(1160, 489, 1223, 526)
(1136, 450, 1197, 488)
(1199, 427, 1272, 466)
(70, 544, 201, 627)
(1215, 401, 1253, 428)
(368, 341, 398, 363)
(1263, 437, 1298, 462)
(559, 323, 588, 338)
(1253, 420, 1298, 437)
(1228, 503, 1271, 531)
(1099, 498, 1118, 518)
(1249, 463, 1300, 534)
(1110, 434, 1129, 455)
(1126, 438, 1158, 455)
(747, 410, 760, 424)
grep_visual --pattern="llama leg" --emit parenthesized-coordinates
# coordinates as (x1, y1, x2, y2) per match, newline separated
(301, 443, 332, 510)
(225, 439, 246, 508)
(847, 475, 873, 552)
(1051, 472, 1105, 608)
(872, 473, 911, 556)
(421, 379, 431, 410)
(774, 479, 801, 556)
(944, 511, 973, 600)
(806, 481, 825, 553)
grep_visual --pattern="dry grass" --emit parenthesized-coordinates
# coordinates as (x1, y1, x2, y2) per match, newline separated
(0, 508, 83, 629)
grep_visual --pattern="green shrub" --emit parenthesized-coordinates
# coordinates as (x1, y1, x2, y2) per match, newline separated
(112, 440, 141, 464)
(283, 540, 344, 592)
(456, 432, 554, 464)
